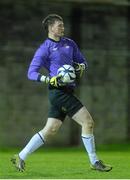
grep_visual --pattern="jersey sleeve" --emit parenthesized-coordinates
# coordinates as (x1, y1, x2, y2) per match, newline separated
(72, 40, 88, 69)
(27, 44, 49, 81)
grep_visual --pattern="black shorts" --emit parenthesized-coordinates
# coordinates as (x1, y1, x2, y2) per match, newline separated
(48, 86, 83, 121)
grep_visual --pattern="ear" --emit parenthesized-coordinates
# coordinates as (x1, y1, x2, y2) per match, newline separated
(48, 25, 52, 32)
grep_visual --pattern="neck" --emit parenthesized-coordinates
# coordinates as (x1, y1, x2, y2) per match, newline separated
(48, 33, 60, 41)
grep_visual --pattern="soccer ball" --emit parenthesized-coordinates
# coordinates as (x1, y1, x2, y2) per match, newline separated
(57, 64, 76, 84)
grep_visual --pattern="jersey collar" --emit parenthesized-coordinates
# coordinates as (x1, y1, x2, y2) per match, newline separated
(47, 37, 61, 43)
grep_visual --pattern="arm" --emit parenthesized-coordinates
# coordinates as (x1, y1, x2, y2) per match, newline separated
(27, 44, 49, 83)
(72, 40, 88, 77)
(73, 41, 88, 67)
(27, 44, 63, 87)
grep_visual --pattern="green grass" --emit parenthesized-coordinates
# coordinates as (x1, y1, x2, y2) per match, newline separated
(1, 144, 130, 179)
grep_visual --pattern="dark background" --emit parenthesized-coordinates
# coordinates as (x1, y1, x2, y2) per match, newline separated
(0, 0, 130, 147)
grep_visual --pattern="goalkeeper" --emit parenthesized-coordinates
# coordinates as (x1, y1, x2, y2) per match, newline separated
(11, 14, 112, 172)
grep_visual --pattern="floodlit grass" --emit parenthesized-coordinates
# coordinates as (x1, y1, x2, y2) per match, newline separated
(0, 144, 130, 179)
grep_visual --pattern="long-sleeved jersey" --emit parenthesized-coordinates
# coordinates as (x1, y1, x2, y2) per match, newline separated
(27, 37, 88, 82)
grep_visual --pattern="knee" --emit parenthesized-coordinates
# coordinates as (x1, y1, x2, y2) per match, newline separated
(46, 125, 59, 136)
(41, 124, 59, 140)
(49, 125, 58, 135)
(83, 120, 94, 130)
(86, 119, 94, 129)
(82, 115, 94, 130)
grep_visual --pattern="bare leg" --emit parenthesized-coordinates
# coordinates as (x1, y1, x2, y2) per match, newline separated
(19, 118, 62, 160)
(40, 118, 62, 141)
(72, 106, 98, 165)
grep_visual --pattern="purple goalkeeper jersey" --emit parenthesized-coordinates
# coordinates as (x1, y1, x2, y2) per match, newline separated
(27, 37, 88, 81)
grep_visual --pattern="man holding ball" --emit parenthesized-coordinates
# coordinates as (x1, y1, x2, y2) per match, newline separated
(11, 14, 112, 172)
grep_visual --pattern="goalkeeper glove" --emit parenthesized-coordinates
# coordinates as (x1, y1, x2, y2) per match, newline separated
(49, 75, 64, 88)
(40, 75, 63, 87)
(73, 62, 86, 78)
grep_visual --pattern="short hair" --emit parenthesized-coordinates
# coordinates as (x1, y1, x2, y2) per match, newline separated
(42, 14, 63, 32)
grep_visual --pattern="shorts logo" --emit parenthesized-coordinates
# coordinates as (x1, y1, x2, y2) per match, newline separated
(61, 106, 67, 112)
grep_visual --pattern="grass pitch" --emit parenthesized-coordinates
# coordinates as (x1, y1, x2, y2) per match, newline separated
(0, 144, 130, 179)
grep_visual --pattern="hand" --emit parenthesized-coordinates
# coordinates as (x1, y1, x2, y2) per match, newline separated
(49, 75, 63, 87)
(40, 75, 50, 83)
(73, 62, 85, 78)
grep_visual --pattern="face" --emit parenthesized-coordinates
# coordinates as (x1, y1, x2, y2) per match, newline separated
(49, 20, 64, 37)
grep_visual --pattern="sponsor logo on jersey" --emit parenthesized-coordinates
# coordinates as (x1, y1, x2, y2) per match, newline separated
(64, 44, 70, 49)
(52, 47, 58, 51)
